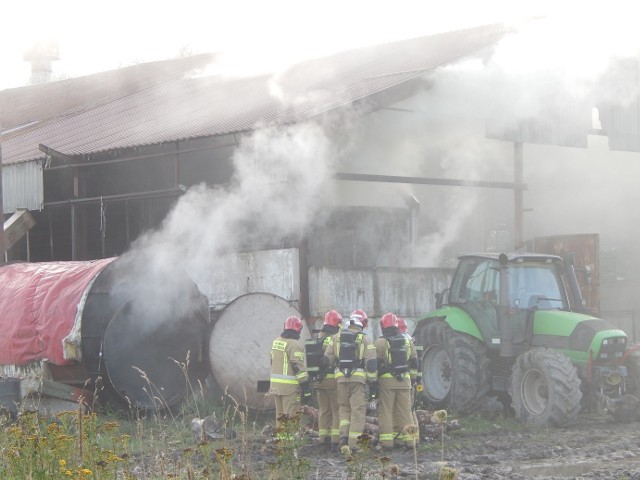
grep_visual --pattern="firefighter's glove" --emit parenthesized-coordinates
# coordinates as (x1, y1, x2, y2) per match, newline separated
(300, 381, 312, 405)
(368, 382, 378, 401)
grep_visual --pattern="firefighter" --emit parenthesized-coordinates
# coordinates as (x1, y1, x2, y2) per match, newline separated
(397, 317, 411, 340)
(313, 310, 342, 451)
(324, 309, 377, 453)
(397, 316, 423, 438)
(270, 315, 310, 429)
(375, 312, 419, 449)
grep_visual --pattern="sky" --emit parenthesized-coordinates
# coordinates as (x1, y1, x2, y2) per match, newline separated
(0, 0, 575, 90)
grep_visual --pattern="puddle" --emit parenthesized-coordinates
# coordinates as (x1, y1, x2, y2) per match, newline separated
(513, 462, 598, 478)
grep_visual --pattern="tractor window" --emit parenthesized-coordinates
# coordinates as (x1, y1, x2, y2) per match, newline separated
(508, 263, 566, 309)
(450, 258, 500, 304)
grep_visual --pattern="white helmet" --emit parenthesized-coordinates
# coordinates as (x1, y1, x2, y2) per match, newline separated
(349, 309, 368, 328)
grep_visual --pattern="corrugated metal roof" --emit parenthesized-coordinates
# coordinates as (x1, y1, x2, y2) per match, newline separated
(2, 23, 510, 165)
(0, 53, 216, 132)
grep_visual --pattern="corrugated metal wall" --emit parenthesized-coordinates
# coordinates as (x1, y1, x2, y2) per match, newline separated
(2, 160, 43, 214)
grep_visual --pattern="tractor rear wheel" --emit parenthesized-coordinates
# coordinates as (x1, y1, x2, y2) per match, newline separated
(416, 319, 489, 414)
(510, 348, 582, 427)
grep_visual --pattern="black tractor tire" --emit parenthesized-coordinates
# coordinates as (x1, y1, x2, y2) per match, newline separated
(610, 354, 640, 422)
(510, 348, 582, 427)
(415, 319, 490, 414)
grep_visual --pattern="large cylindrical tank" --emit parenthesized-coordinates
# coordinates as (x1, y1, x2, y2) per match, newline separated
(208, 292, 309, 410)
(0, 257, 209, 411)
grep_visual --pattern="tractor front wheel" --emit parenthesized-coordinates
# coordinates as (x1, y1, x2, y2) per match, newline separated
(416, 319, 489, 414)
(510, 348, 582, 427)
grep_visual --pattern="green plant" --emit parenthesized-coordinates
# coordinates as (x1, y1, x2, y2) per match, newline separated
(268, 413, 309, 479)
(0, 407, 131, 479)
(344, 433, 375, 480)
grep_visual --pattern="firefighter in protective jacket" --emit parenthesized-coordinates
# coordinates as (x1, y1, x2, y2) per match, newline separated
(374, 312, 419, 449)
(324, 309, 377, 452)
(312, 310, 342, 450)
(270, 316, 310, 428)
(398, 316, 423, 409)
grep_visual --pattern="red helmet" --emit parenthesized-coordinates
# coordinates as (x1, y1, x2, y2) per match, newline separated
(350, 309, 368, 328)
(380, 312, 398, 330)
(324, 310, 342, 327)
(284, 315, 303, 333)
(397, 317, 408, 334)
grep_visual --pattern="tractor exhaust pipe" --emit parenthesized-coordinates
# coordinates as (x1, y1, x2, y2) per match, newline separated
(564, 253, 588, 313)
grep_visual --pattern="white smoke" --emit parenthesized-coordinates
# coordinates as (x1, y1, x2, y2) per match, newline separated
(112, 120, 341, 323)
(383, 16, 640, 266)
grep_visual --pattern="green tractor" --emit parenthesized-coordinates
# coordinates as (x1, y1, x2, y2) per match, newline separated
(414, 252, 640, 427)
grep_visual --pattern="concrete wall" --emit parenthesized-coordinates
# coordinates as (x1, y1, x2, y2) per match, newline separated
(308, 265, 453, 337)
(199, 247, 455, 337)
(200, 248, 301, 310)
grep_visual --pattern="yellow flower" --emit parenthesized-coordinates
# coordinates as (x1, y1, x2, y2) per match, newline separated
(434, 410, 448, 423)
(439, 465, 458, 479)
(59, 459, 66, 467)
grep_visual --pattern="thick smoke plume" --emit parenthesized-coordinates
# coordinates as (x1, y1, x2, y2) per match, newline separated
(340, 16, 640, 267)
(111, 12, 640, 319)
(111, 120, 340, 324)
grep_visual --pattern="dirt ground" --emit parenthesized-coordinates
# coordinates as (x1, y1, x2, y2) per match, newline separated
(262, 408, 640, 479)
(411, 411, 640, 479)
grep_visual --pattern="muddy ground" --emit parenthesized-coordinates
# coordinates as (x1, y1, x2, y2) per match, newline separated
(250, 409, 640, 479)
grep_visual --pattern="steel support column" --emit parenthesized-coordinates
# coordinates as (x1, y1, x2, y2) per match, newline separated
(514, 142, 524, 249)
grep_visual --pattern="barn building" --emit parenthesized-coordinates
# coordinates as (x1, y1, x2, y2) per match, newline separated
(2, 20, 640, 409)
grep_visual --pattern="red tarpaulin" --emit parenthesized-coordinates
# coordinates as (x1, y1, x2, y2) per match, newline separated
(0, 258, 115, 366)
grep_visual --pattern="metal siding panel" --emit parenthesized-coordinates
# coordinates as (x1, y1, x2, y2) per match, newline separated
(2, 160, 43, 214)
(598, 57, 640, 153)
(485, 97, 591, 148)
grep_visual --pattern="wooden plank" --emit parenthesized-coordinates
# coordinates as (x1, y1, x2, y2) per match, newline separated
(3, 209, 36, 251)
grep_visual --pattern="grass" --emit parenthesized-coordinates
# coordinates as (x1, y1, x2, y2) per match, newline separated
(0, 351, 276, 480)
(0, 359, 544, 480)
(4, 396, 533, 480)
(453, 412, 529, 435)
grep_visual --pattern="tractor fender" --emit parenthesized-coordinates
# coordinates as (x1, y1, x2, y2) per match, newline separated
(420, 306, 484, 342)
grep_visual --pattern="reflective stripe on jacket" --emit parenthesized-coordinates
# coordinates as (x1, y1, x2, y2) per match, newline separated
(374, 335, 418, 389)
(315, 333, 337, 389)
(270, 336, 308, 395)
